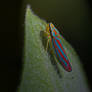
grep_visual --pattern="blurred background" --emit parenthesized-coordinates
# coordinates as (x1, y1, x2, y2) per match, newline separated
(0, 0, 92, 92)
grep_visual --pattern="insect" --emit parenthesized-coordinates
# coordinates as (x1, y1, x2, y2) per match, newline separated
(45, 23, 72, 72)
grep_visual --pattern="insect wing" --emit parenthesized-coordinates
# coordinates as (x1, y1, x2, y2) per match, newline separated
(52, 37, 72, 72)
(49, 23, 72, 72)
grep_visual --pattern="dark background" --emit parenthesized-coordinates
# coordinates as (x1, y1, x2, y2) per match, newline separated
(0, 0, 92, 92)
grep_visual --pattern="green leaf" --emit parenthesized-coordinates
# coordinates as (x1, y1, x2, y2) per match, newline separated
(17, 5, 91, 92)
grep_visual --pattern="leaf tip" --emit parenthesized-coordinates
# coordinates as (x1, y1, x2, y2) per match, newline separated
(26, 4, 31, 9)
